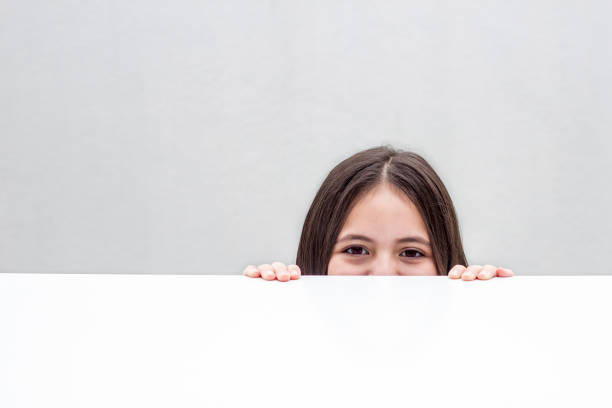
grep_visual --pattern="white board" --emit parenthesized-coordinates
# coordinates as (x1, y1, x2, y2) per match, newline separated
(1, 274, 610, 407)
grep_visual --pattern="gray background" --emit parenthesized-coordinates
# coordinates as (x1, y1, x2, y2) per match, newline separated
(1, 1, 610, 275)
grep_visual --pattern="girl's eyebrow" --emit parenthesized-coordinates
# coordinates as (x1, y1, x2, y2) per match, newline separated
(337, 234, 431, 247)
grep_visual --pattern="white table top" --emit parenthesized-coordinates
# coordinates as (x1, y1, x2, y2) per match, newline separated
(1, 274, 611, 407)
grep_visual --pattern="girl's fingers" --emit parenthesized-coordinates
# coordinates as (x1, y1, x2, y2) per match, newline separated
(448, 264, 466, 279)
(243, 265, 261, 278)
(272, 262, 290, 282)
(477, 264, 497, 280)
(258, 264, 276, 280)
(245, 262, 300, 281)
(251, 261, 506, 282)
(288, 264, 301, 280)
(496, 267, 514, 277)
(462, 265, 483, 281)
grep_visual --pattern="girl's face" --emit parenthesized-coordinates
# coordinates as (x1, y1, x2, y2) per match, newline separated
(328, 183, 437, 276)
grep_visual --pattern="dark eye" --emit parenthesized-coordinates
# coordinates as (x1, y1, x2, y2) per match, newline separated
(401, 249, 424, 258)
(343, 246, 368, 255)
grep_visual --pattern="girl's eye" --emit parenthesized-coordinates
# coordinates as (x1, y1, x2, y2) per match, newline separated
(400, 249, 424, 258)
(343, 246, 369, 255)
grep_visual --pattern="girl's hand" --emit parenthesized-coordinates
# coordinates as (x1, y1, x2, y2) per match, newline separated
(448, 264, 514, 281)
(243, 262, 301, 282)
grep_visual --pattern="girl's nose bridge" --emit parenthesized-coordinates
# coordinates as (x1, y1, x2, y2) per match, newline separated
(370, 251, 398, 275)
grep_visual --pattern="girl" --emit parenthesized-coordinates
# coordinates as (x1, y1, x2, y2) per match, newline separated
(243, 145, 514, 282)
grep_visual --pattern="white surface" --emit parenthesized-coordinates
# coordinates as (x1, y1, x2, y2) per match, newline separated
(1, 274, 611, 407)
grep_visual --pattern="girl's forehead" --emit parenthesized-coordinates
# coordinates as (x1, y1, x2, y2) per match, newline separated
(342, 184, 428, 235)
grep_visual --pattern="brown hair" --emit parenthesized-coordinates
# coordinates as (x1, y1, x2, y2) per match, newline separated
(296, 145, 468, 275)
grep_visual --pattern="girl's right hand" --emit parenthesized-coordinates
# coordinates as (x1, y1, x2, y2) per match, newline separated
(243, 262, 301, 282)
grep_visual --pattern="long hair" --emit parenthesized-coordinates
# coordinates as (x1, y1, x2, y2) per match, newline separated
(296, 145, 467, 275)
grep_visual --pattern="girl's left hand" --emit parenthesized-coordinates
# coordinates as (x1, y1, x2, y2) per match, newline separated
(448, 264, 514, 281)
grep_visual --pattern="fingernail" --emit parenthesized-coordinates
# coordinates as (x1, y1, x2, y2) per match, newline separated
(463, 272, 475, 280)
(263, 270, 274, 279)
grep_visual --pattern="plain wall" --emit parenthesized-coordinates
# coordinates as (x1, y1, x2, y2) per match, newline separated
(1, 1, 611, 274)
